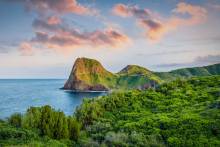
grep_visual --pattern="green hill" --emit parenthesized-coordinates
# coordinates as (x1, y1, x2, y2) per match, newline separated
(156, 63, 220, 81)
(170, 63, 220, 77)
(118, 65, 153, 75)
(117, 65, 161, 89)
(63, 57, 220, 91)
(63, 58, 161, 91)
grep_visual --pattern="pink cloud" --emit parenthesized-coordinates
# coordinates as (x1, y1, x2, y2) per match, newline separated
(29, 16, 130, 50)
(25, 0, 93, 15)
(113, 2, 207, 42)
(112, 4, 131, 17)
(17, 0, 130, 55)
(47, 16, 61, 25)
(89, 28, 130, 47)
(139, 19, 164, 41)
(112, 4, 151, 18)
(173, 2, 207, 25)
(146, 2, 207, 42)
(30, 28, 130, 50)
(19, 42, 34, 56)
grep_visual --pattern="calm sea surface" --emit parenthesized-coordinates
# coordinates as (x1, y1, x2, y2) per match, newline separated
(0, 79, 106, 119)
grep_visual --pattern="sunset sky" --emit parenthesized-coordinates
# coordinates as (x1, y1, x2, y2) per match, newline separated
(0, 0, 220, 78)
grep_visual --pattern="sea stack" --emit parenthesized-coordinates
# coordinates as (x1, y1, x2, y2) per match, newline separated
(63, 57, 116, 91)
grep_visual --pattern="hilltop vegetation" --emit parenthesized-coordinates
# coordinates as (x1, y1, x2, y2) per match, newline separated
(155, 63, 220, 81)
(1, 75, 220, 146)
(64, 57, 220, 91)
(75, 75, 220, 146)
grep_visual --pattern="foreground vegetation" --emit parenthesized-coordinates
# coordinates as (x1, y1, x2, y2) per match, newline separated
(1, 76, 220, 146)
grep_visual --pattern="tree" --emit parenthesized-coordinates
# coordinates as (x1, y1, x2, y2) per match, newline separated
(8, 113, 22, 128)
(68, 117, 80, 141)
(40, 105, 55, 138)
(54, 111, 69, 139)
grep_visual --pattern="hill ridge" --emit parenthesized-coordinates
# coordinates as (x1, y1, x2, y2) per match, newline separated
(63, 57, 220, 91)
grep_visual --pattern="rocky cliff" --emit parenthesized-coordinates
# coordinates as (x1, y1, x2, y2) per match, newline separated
(63, 57, 117, 91)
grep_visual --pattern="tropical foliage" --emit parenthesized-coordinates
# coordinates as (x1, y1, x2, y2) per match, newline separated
(1, 106, 80, 146)
(75, 75, 220, 146)
(1, 75, 220, 146)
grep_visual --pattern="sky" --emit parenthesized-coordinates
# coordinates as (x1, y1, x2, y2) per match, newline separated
(0, 0, 220, 79)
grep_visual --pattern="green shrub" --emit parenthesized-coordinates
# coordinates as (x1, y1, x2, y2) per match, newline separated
(8, 113, 22, 128)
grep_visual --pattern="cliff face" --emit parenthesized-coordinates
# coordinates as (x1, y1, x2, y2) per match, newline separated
(63, 57, 220, 91)
(63, 57, 117, 91)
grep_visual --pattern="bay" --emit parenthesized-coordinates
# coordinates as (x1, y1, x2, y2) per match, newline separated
(0, 79, 106, 119)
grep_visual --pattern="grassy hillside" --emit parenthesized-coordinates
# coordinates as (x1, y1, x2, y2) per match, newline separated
(64, 57, 220, 91)
(64, 58, 162, 91)
(118, 65, 154, 76)
(156, 63, 220, 81)
(205, 63, 220, 75)
(117, 65, 162, 89)
(170, 63, 220, 77)
(73, 58, 117, 87)
(1, 75, 220, 146)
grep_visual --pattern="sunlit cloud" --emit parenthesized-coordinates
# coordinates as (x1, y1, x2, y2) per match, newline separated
(30, 16, 130, 51)
(172, 2, 207, 26)
(19, 42, 34, 56)
(138, 19, 164, 41)
(14, 0, 130, 55)
(112, 4, 151, 18)
(47, 16, 61, 25)
(30, 28, 130, 50)
(113, 2, 207, 43)
(25, 0, 94, 15)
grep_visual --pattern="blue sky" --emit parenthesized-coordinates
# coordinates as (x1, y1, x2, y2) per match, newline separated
(0, 0, 220, 78)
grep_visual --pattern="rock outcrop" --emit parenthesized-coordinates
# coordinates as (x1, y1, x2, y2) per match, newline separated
(63, 57, 116, 91)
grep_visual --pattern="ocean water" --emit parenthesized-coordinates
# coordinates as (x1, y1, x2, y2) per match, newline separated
(0, 79, 106, 119)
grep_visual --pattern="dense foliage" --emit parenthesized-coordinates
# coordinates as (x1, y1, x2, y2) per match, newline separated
(1, 106, 80, 146)
(1, 75, 220, 146)
(0, 120, 68, 146)
(75, 76, 220, 146)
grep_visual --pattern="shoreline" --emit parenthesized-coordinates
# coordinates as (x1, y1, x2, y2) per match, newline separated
(61, 88, 109, 93)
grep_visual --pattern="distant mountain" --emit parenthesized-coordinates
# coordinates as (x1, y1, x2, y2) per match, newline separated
(156, 63, 220, 80)
(63, 57, 220, 91)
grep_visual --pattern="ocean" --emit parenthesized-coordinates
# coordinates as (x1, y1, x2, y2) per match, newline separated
(0, 79, 106, 119)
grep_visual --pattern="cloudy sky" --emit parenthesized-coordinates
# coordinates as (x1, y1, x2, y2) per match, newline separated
(0, 0, 220, 78)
